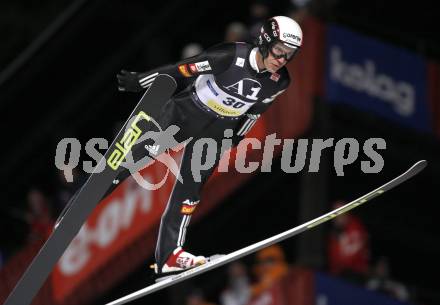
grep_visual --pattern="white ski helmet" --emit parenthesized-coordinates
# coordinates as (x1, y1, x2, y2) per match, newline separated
(257, 16, 303, 59)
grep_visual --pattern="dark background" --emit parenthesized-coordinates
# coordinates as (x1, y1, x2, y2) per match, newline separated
(0, 0, 439, 304)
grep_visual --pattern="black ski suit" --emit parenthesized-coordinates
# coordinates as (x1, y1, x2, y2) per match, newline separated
(112, 42, 291, 269)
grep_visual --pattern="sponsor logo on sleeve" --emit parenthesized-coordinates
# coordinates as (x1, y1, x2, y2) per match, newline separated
(178, 64, 192, 77)
(189, 63, 197, 74)
(235, 57, 245, 67)
(195, 61, 212, 72)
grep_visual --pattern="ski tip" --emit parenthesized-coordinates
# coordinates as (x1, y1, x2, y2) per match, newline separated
(413, 160, 428, 171)
(404, 160, 427, 177)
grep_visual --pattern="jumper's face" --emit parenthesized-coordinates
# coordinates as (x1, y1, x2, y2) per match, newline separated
(264, 42, 298, 73)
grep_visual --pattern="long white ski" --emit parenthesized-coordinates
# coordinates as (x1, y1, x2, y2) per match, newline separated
(106, 160, 427, 305)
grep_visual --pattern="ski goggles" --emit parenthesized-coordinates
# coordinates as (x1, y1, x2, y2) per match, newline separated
(269, 43, 299, 61)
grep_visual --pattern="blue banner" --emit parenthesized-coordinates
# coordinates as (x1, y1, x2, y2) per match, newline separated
(325, 24, 430, 132)
(315, 272, 412, 305)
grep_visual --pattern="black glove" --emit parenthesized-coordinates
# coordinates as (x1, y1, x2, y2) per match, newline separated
(117, 70, 143, 92)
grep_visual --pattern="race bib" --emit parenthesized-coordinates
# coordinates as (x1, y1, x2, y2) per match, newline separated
(194, 75, 254, 117)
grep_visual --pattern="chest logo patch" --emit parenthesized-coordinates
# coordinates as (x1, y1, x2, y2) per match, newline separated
(223, 78, 262, 101)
